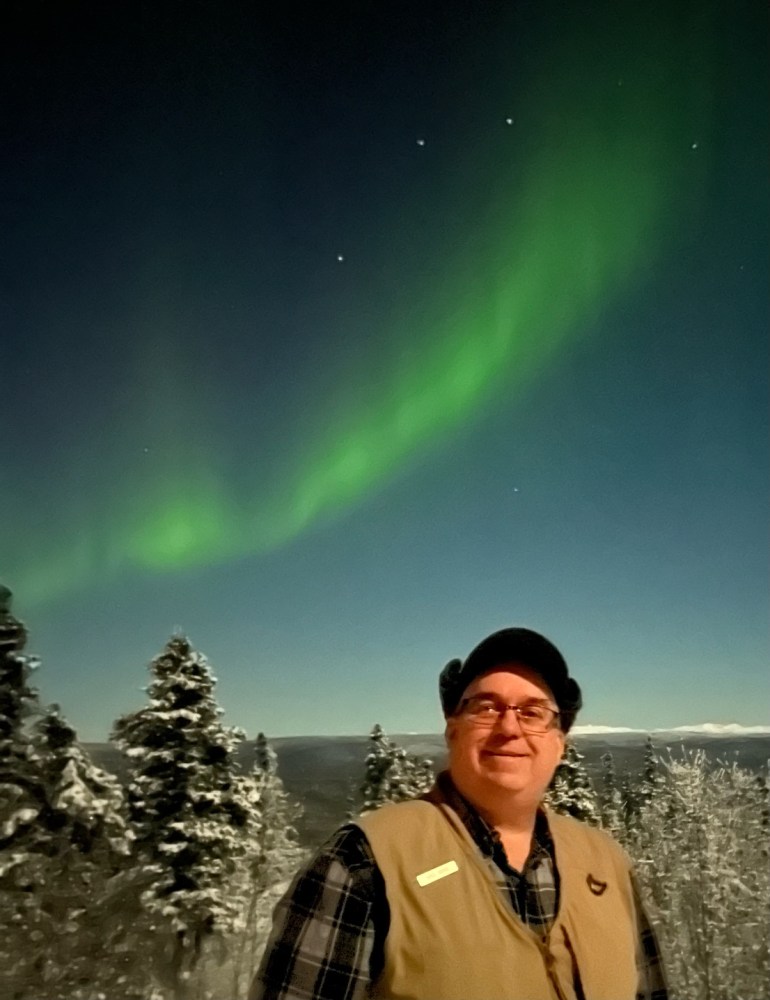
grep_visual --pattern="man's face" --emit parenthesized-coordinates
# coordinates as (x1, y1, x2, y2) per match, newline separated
(445, 664, 565, 814)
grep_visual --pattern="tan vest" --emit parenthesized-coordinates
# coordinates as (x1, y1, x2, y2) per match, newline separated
(356, 790, 638, 1000)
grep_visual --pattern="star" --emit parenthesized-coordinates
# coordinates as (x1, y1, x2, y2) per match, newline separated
(691, 142, 698, 150)
(337, 254, 344, 262)
(416, 138, 426, 146)
(505, 118, 513, 125)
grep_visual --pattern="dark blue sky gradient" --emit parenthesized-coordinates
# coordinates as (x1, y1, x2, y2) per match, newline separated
(2, 0, 767, 740)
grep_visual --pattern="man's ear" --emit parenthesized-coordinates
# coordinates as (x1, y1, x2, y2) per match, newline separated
(444, 717, 457, 748)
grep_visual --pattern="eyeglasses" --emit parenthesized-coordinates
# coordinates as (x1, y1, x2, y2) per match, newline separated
(457, 695, 560, 733)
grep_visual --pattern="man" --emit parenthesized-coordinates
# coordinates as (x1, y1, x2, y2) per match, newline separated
(249, 627, 667, 999)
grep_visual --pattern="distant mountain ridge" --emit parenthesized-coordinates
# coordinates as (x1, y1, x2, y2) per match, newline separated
(572, 723, 770, 736)
(87, 727, 770, 850)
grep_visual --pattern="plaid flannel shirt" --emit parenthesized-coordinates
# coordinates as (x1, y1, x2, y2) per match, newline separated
(250, 776, 667, 1000)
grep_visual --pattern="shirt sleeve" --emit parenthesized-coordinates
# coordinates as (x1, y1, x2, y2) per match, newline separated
(631, 870, 668, 1000)
(248, 824, 387, 1000)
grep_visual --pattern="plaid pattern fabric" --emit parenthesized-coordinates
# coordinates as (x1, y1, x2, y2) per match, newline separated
(441, 773, 559, 931)
(250, 777, 668, 1000)
(632, 875, 669, 1000)
(252, 830, 384, 1000)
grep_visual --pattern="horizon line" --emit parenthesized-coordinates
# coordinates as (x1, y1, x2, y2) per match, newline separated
(82, 721, 770, 744)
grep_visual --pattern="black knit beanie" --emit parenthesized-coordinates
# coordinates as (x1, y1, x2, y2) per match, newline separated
(439, 627, 582, 733)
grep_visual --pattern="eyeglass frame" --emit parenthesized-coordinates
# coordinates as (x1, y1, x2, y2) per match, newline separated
(455, 694, 562, 733)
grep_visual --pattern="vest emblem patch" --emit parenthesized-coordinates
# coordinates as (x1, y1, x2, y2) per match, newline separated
(416, 860, 459, 886)
(586, 873, 608, 895)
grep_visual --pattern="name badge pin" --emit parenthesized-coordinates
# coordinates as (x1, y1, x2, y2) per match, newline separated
(416, 860, 459, 886)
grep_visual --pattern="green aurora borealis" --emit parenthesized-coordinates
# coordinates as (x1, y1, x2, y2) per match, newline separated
(4, 0, 767, 738)
(6, 4, 713, 608)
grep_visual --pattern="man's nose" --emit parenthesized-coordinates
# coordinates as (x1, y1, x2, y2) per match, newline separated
(495, 706, 525, 737)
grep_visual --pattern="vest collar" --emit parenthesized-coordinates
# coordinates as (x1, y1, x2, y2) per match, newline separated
(434, 770, 553, 873)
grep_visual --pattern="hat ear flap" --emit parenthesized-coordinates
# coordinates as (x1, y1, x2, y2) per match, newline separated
(558, 678, 583, 733)
(439, 658, 463, 715)
(564, 678, 583, 712)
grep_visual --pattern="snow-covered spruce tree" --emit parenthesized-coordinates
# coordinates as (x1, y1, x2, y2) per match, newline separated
(112, 635, 258, 998)
(0, 588, 45, 856)
(638, 734, 665, 807)
(627, 748, 770, 1000)
(224, 732, 306, 998)
(617, 767, 637, 837)
(597, 751, 625, 840)
(0, 588, 136, 1000)
(249, 732, 304, 893)
(545, 741, 600, 825)
(619, 734, 665, 838)
(0, 585, 49, 998)
(357, 723, 435, 813)
(24, 706, 135, 1000)
(755, 761, 769, 832)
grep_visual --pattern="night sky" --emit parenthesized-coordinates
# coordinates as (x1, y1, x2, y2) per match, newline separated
(2, 0, 767, 741)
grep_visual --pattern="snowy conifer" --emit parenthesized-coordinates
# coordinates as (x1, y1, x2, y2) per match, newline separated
(545, 741, 600, 825)
(0, 590, 137, 999)
(619, 734, 664, 835)
(638, 734, 664, 806)
(0, 586, 45, 852)
(22, 706, 136, 1000)
(112, 634, 258, 996)
(598, 751, 625, 839)
(358, 723, 435, 812)
(0, 586, 49, 997)
(224, 733, 305, 997)
(249, 733, 303, 889)
(627, 748, 770, 1000)
(37, 706, 132, 858)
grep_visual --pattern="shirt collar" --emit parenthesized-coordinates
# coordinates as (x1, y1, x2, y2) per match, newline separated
(436, 770, 553, 866)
